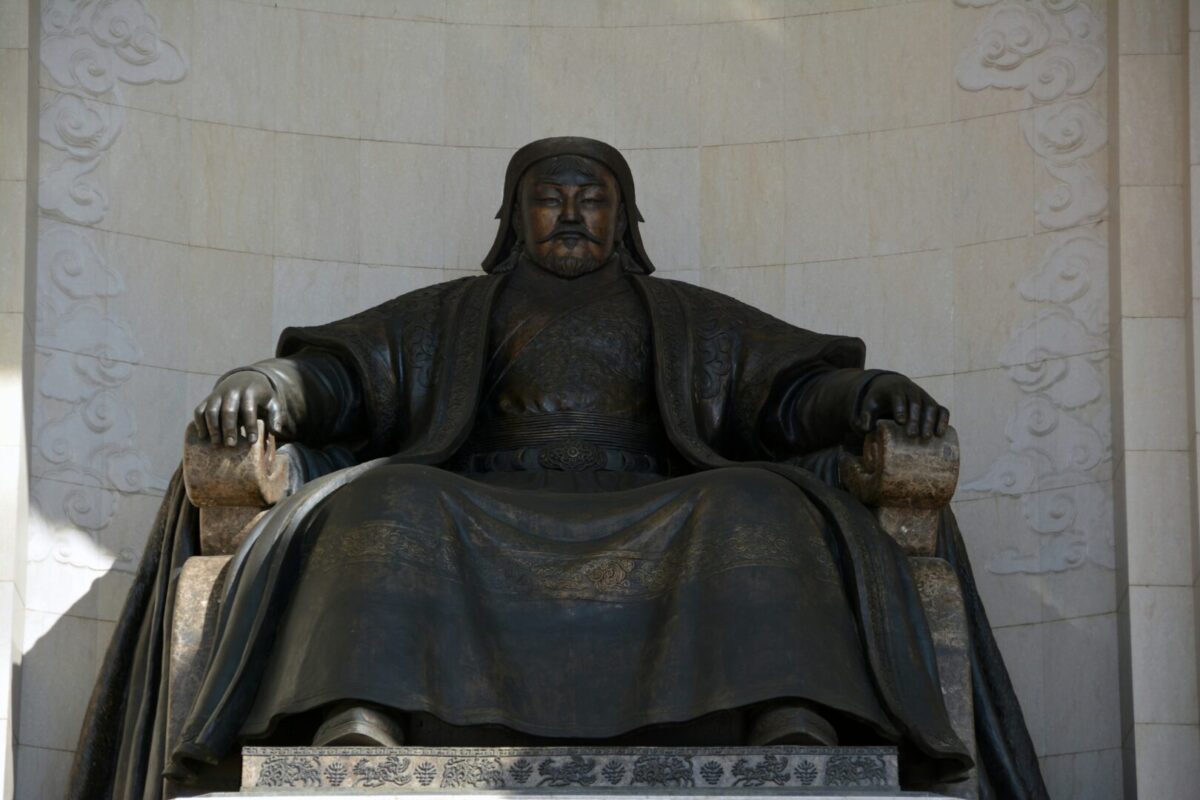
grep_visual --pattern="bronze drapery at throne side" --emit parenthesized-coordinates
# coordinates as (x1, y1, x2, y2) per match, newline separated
(68, 136, 1049, 800)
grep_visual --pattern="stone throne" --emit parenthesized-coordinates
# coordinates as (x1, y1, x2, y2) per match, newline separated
(166, 420, 977, 798)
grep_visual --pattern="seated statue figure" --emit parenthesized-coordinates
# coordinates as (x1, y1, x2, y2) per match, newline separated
(70, 137, 1048, 800)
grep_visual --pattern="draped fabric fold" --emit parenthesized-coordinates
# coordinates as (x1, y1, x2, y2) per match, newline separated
(68, 471, 198, 800)
(938, 510, 1050, 800)
(67, 470, 1047, 800)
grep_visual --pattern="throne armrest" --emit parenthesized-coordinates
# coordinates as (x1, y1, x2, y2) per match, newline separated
(838, 420, 960, 557)
(839, 422, 975, 795)
(183, 420, 292, 555)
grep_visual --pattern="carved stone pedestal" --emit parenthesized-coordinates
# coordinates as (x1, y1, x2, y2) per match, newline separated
(236, 747, 916, 795)
(206, 793, 942, 799)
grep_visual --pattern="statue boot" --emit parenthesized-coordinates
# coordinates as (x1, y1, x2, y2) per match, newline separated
(746, 702, 839, 747)
(313, 703, 405, 747)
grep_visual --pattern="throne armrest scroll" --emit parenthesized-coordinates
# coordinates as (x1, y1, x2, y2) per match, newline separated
(183, 420, 293, 555)
(838, 420, 960, 557)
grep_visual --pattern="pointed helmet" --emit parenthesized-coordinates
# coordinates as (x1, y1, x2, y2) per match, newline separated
(481, 136, 656, 274)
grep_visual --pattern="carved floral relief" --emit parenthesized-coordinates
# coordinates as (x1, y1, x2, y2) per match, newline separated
(33, 0, 185, 570)
(955, 0, 1113, 573)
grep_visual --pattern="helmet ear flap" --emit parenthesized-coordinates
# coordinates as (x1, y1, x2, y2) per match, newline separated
(511, 198, 524, 243)
(615, 207, 642, 274)
(498, 233, 523, 274)
(619, 221, 648, 278)
(490, 200, 523, 274)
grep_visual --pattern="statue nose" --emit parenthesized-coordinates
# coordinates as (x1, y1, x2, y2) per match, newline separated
(560, 196, 581, 222)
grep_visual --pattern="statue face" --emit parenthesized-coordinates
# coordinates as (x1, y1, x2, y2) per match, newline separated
(516, 155, 624, 278)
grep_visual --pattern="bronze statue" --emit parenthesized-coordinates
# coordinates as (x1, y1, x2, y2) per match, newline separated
(70, 137, 1049, 800)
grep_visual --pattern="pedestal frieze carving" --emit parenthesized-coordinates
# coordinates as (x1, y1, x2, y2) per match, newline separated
(33, 0, 186, 571)
(955, 0, 1112, 574)
(241, 747, 900, 793)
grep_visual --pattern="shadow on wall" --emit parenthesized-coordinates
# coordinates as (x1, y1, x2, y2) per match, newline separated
(17, 470, 174, 795)
(18, 567, 133, 798)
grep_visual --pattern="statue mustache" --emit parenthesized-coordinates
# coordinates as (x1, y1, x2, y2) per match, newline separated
(539, 226, 604, 244)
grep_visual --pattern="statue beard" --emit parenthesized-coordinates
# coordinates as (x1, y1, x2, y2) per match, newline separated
(524, 247, 608, 279)
(539, 252, 605, 278)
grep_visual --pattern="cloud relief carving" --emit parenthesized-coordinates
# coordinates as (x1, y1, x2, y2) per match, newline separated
(955, 0, 1111, 575)
(34, 0, 185, 571)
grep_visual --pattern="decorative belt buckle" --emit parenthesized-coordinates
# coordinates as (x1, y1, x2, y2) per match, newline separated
(538, 438, 606, 471)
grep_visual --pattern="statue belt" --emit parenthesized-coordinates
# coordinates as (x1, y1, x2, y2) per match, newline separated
(459, 414, 668, 473)
(460, 440, 663, 474)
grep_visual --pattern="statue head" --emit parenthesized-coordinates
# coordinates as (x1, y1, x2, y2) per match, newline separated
(482, 137, 656, 275)
(514, 154, 623, 278)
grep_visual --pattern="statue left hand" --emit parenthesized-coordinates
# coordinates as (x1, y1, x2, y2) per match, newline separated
(856, 374, 949, 440)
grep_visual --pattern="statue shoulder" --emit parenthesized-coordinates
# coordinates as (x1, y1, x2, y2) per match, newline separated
(650, 277, 793, 334)
(277, 275, 487, 358)
(645, 276, 865, 363)
(336, 275, 480, 327)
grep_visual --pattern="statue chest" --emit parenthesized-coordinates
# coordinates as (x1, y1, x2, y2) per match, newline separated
(479, 278, 655, 420)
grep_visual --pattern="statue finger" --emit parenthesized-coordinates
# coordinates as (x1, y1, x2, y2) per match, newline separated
(241, 391, 259, 443)
(906, 399, 921, 437)
(266, 398, 283, 437)
(891, 392, 908, 424)
(220, 390, 241, 446)
(194, 400, 211, 439)
(854, 395, 879, 433)
(204, 397, 223, 443)
(921, 402, 939, 440)
(936, 407, 950, 437)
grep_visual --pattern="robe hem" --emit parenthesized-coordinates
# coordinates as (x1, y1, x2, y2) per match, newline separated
(234, 686, 907, 752)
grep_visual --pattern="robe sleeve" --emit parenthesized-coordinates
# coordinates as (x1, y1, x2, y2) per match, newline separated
(221, 348, 364, 446)
(679, 283, 870, 460)
(759, 366, 898, 456)
(273, 290, 427, 459)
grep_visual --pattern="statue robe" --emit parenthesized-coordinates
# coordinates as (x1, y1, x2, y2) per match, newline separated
(69, 266, 1049, 800)
(166, 266, 968, 780)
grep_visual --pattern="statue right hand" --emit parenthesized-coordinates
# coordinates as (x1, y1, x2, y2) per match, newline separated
(193, 371, 283, 447)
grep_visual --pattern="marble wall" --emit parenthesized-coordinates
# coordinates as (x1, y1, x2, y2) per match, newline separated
(1109, 0, 1200, 794)
(0, 0, 32, 797)
(1109, 0, 1200, 791)
(4, 0, 1139, 797)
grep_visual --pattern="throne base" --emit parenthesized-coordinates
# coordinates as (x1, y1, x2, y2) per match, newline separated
(238, 746, 909, 795)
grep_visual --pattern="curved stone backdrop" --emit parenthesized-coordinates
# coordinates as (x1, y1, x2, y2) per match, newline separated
(17, 1, 1122, 798)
